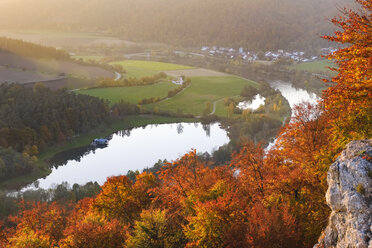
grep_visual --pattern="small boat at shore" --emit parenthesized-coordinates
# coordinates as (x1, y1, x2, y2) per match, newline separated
(91, 138, 109, 147)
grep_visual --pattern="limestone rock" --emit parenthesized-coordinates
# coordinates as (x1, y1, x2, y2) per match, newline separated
(315, 140, 372, 248)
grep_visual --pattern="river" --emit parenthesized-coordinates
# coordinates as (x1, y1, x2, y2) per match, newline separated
(26, 122, 229, 190)
(265, 80, 319, 150)
(269, 80, 319, 116)
(23, 81, 316, 190)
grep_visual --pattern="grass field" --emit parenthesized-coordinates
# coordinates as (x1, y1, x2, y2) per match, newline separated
(79, 60, 260, 117)
(0, 67, 64, 84)
(78, 81, 178, 104)
(149, 76, 259, 116)
(291, 60, 336, 74)
(110, 60, 194, 78)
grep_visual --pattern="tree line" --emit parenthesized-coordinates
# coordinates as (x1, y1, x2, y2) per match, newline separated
(95, 72, 167, 88)
(0, 37, 69, 60)
(0, 83, 125, 179)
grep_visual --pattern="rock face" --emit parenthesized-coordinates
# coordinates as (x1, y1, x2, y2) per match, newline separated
(316, 140, 372, 248)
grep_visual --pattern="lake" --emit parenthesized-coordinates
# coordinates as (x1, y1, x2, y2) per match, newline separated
(27, 122, 229, 189)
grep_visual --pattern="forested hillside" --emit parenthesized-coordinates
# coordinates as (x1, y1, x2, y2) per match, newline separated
(0, 37, 69, 60)
(0, 0, 353, 50)
(0, 84, 109, 179)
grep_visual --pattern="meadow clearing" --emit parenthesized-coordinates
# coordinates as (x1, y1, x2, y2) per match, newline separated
(109, 60, 193, 78)
(291, 60, 336, 74)
(78, 59, 259, 117)
(78, 81, 179, 105)
(149, 76, 259, 116)
(72, 57, 257, 117)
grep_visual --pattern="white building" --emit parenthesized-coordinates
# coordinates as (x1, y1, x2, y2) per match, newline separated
(172, 77, 184, 85)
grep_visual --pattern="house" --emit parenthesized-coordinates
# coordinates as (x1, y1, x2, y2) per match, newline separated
(172, 77, 184, 85)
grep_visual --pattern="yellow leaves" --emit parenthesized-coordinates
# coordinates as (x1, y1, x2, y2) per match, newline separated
(7, 230, 51, 248)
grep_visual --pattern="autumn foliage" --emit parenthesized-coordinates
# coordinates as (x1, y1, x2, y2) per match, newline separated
(0, 1, 370, 247)
(322, 0, 372, 142)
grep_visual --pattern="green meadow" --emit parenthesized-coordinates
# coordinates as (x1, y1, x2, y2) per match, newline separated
(291, 60, 336, 74)
(78, 60, 260, 117)
(110, 60, 193, 78)
(149, 76, 259, 116)
(78, 81, 178, 105)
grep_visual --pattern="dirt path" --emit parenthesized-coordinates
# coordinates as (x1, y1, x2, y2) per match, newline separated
(114, 72, 121, 81)
(157, 83, 191, 103)
(210, 98, 223, 115)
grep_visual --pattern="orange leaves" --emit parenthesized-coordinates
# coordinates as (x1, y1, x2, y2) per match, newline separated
(277, 102, 330, 168)
(184, 191, 247, 248)
(93, 173, 157, 224)
(6, 230, 52, 248)
(322, 0, 372, 140)
(126, 209, 182, 248)
(60, 212, 127, 248)
(5, 201, 69, 247)
(245, 202, 300, 248)
(0, 146, 325, 247)
(155, 151, 225, 213)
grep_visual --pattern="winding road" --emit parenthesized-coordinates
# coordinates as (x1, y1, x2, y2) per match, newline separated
(114, 72, 121, 81)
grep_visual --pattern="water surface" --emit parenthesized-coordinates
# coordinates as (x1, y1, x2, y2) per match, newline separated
(269, 80, 318, 116)
(237, 94, 266, 111)
(30, 122, 229, 189)
(266, 81, 319, 150)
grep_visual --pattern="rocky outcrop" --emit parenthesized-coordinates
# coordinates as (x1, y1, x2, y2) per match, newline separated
(316, 140, 372, 248)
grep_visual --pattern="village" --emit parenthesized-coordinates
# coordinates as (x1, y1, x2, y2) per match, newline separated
(200, 46, 338, 63)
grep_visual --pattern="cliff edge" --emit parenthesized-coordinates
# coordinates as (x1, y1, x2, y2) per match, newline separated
(316, 140, 372, 248)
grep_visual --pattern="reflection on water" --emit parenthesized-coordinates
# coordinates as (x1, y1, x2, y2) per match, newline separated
(28, 122, 229, 189)
(266, 81, 319, 151)
(237, 94, 266, 111)
(269, 81, 318, 115)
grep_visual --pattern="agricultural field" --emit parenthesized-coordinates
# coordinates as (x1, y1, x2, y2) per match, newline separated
(78, 81, 179, 104)
(78, 60, 259, 117)
(291, 60, 336, 74)
(149, 76, 259, 116)
(110, 60, 193, 78)
(0, 52, 114, 85)
(0, 66, 64, 84)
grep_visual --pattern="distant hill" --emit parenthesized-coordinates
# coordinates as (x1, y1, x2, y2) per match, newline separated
(0, 37, 69, 60)
(0, 37, 114, 86)
(0, 0, 353, 51)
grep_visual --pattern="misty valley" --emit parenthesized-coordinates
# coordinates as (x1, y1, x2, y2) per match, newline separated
(0, 0, 370, 247)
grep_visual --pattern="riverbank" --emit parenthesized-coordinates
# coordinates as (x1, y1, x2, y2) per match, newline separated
(0, 114, 197, 190)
